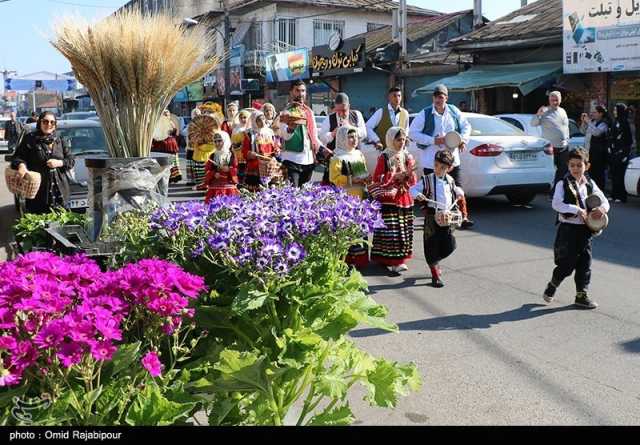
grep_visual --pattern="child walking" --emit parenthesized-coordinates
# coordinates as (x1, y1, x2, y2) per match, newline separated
(543, 149, 609, 309)
(414, 150, 464, 288)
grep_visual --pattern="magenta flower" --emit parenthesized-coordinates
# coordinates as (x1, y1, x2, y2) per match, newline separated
(90, 341, 117, 362)
(141, 351, 163, 377)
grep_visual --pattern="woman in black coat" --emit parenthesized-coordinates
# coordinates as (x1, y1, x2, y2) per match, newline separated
(11, 111, 75, 214)
(610, 103, 633, 203)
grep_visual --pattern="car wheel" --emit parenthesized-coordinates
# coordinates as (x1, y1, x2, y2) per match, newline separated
(506, 192, 537, 206)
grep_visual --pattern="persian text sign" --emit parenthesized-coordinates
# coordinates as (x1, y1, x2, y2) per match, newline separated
(311, 38, 365, 77)
(563, 0, 640, 73)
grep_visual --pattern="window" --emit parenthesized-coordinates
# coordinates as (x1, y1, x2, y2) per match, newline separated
(313, 19, 345, 46)
(277, 18, 297, 50)
(468, 116, 525, 137)
(367, 23, 386, 32)
(499, 117, 525, 132)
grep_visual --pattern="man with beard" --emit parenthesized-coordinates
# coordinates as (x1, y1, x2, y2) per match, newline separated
(278, 80, 320, 187)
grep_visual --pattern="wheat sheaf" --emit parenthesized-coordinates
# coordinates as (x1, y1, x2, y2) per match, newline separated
(51, 10, 220, 158)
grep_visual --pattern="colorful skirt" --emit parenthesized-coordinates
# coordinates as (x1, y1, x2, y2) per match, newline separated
(169, 153, 182, 184)
(346, 242, 369, 268)
(190, 160, 207, 185)
(205, 183, 239, 203)
(371, 205, 413, 266)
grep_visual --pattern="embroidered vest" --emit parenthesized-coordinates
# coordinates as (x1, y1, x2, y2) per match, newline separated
(374, 107, 409, 143)
(419, 104, 462, 145)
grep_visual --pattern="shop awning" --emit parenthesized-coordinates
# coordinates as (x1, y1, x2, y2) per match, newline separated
(413, 61, 562, 97)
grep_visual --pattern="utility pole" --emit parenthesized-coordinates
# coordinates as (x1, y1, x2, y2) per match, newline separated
(222, 0, 232, 108)
(398, 0, 407, 105)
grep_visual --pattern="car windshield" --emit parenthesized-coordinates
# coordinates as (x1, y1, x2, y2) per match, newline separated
(57, 126, 108, 155)
(468, 116, 525, 136)
(62, 112, 96, 120)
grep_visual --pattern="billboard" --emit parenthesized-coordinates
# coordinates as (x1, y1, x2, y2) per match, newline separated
(311, 38, 366, 78)
(563, 0, 640, 73)
(265, 49, 310, 83)
(217, 45, 245, 96)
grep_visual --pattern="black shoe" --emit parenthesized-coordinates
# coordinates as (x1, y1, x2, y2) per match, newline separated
(574, 291, 598, 309)
(543, 282, 557, 303)
(431, 276, 445, 288)
(460, 219, 474, 230)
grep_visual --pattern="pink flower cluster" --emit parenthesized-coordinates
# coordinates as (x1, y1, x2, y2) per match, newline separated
(0, 253, 206, 386)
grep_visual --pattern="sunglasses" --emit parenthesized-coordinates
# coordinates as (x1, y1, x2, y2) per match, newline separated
(41, 119, 56, 125)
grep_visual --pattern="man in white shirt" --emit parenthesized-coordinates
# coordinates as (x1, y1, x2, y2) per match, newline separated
(278, 80, 320, 187)
(409, 84, 474, 229)
(365, 87, 410, 150)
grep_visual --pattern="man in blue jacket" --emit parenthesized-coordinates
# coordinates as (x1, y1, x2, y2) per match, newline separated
(409, 84, 474, 229)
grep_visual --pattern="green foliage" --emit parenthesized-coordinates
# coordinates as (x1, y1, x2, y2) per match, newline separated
(12, 208, 86, 252)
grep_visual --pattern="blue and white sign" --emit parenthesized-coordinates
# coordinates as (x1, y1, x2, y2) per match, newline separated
(563, 0, 640, 73)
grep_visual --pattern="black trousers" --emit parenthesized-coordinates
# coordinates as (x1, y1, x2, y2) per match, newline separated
(551, 149, 570, 195)
(423, 213, 456, 266)
(551, 223, 593, 292)
(610, 156, 628, 202)
(589, 146, 608, 192)
(282, 161, 315, 188)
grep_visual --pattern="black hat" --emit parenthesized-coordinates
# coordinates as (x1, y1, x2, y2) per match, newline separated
(433, 84, 448, 96)
(334, 93, 350, 105)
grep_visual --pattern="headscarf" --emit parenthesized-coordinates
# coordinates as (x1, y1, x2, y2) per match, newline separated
(334, 126, 360, 162)
(384, 126, 408, 172)
(35, 112, 58, 145)
(212, 131, 232, 168)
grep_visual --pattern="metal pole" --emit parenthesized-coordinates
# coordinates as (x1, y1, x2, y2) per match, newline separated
(224, 1, 232, 108)
(32, 90, 36, 113)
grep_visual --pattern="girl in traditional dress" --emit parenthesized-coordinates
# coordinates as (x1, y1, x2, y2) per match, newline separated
(243, 110, 279, 192)
(221, 101, 239, 136)
(231, 109, 252, 185)
(370, 127, 417, 273)
(204, 131, 239, 202)
(190, 114, 221, 191)
(329, 126, 370, 268)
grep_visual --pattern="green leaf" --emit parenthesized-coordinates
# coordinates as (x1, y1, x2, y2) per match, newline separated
(316, 373, 348, 400)
(212, 349, 269, 394)
(344, 292, 398, 333)
(194, 306, 235, 330)
(231, 287, 270, 315)
(102, 342, 141, 379)
(0, 386, 27, 408)
(365, 360, 422, 408)
(125, 385, 196, 426)
(308, 404, 354, 426)
(207, 397, 240, 425)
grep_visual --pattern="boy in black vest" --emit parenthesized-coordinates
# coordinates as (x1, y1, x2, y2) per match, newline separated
(414, 150, 464, 288)
(543, 149, 609, 309)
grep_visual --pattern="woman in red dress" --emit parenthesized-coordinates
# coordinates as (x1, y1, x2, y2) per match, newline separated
(204, 131, 239, 202)
(242, 110, 279, 192)
(370, 127, 417, 273)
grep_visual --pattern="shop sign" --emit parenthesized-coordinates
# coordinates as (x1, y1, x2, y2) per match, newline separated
(563, 0, 640, 73)
(265, 49, 310, 83)
(311, 38, 365, 78)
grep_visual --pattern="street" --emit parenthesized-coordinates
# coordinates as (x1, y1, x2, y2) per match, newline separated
(1, 155, 639, 424)
(349, 193, 640, 425)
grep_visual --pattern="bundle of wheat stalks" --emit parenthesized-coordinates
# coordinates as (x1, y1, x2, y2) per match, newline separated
(52, 10, 220, 158)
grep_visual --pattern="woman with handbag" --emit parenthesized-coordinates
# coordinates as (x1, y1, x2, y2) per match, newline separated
(10, 111, 75, 214)
(369, 127, 417, 273)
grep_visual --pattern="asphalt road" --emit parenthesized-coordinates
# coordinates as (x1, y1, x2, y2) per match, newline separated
(348, 193, 640, 425)
(1, 155, 639, 425)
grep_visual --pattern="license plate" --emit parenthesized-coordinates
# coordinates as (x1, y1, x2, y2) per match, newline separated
(68, 198, 88, 209)
(509, 151, 537, 161)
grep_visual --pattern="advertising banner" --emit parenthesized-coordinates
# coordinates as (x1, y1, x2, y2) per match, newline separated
(563, 0, 640, 73)
(265, 49, 310, 83)
(311, 38, 366, 78)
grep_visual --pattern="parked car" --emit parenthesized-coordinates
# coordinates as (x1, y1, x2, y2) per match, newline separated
(0, 116, 9, 152)
(13, 120, 110, 211)
(496, 113, 585, 151)
(61, 111, 98, 121)
(625, 156, 640, 197)
(361, 112, 554, 205)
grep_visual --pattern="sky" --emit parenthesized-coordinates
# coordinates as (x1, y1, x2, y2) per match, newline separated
(0, 0, 538, 77)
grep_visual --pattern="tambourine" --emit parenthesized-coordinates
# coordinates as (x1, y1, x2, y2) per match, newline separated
(584, 194, 609, 234)
(444, 131, 462, 150)
(435, 210, 463, 228)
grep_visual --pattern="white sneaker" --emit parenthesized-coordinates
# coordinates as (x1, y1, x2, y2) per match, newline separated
(397, 264, 409, 271)
(386, 266, 395, 273)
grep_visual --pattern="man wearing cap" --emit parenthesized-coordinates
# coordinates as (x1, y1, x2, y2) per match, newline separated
(366, 86, 410, 150)
(409, 84, 474, 229)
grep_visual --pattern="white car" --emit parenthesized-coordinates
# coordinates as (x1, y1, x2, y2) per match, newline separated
(625, 156, 640, 197)
(496, 113, 585, 151)
(0, 117, 9, 151)
(361, 112, 554, 205)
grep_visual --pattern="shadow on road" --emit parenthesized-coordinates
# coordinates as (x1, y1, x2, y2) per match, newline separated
(350, 303, 578, 337)
(466, 195, 640, 270)
(619, 338, 640, 353)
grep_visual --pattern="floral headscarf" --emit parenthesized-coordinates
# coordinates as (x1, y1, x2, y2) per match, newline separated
(334, 126, 360, 161)
(212, 131, 232, 167)
(384, 126, 408, 172)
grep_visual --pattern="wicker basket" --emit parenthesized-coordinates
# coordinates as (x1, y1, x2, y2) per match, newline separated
(5, 168, 42, 199)
(258, 157, 283, 179)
